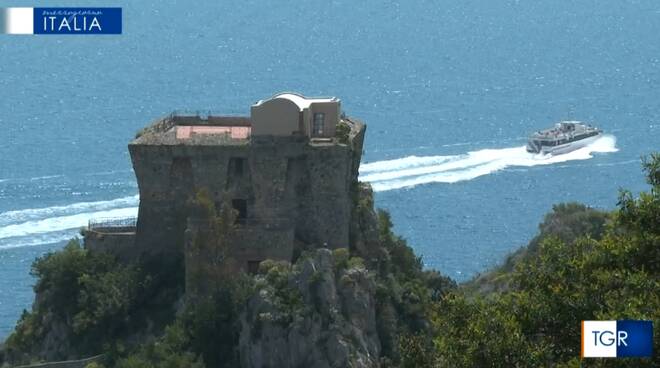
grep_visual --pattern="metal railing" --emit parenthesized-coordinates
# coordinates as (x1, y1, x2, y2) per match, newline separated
(88, 216, 137, 230)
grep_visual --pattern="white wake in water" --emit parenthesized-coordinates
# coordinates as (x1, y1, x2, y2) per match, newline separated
(0, 196, 139, 249)
(360, 135, 618, 192)
(0, 136, 618, 248)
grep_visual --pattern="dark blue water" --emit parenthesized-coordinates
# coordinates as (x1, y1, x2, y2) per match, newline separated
(1, 0, 658, 339)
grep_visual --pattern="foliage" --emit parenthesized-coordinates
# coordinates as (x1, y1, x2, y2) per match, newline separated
(113, 322, 204, 368)
(377, 209, 424, 280)
(464, 202, 610, 296)
(187, 189, 238, 295)
(422, 271, 457, 302)
(398, 333, 437, 368)
(431, 155, 660, 367)
(257, 261, 303, 325)
(9, 152, 657, 368)
(108, 274, 253, 368)
(373, 208, 454, 363)
(332, 247, 350, 269)
(180, 275, 254, 368)
(335, 121, 351, 144)
(108, 188, 251, 368)
(4, 239, 184, 363)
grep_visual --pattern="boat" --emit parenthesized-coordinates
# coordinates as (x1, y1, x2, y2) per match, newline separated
(526, 121, 602, 155)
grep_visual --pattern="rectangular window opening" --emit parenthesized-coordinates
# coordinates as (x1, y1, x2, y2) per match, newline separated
(313, 112, 325, 137)
(232, 199, 247, 222)
(247, 260, 261, 274)
(229, 157, 245, 177)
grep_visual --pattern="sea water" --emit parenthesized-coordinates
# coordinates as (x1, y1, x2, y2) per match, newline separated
(1, 0, 659, 338)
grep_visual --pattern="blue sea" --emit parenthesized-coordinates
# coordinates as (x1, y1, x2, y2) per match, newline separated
(1, 0, 658, 339)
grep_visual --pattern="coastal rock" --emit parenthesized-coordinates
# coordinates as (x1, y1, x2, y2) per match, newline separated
(239, 249, 381, 368)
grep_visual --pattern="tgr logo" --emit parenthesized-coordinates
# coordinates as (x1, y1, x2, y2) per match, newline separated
(582, 320, 653, 358)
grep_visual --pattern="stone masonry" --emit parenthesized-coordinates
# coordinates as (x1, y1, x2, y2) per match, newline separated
(123, 92, 366, 274)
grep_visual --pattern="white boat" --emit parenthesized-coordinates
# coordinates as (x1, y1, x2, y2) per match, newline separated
(526, 121, 602, 155)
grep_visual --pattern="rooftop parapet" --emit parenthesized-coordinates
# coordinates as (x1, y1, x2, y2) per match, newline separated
(131, 93, 362, 147)
(132, 112, 253, 146)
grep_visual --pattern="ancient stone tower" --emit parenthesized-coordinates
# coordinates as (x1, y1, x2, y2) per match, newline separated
(126, 92, 365, 272)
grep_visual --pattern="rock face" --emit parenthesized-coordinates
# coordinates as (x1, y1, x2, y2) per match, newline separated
(239, 249, 381, 368)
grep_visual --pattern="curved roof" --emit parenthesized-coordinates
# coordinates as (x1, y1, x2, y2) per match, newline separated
(254, 92, 337, 111)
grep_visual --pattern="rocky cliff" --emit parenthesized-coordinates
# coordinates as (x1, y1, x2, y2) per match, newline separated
(240, 249, 380, 368)
(0, 183, 454, 368)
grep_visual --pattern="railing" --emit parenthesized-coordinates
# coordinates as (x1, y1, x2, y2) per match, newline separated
(169, 109, 243, 118)
(88, 216, 137, 230)
(13, 354, 105, 368)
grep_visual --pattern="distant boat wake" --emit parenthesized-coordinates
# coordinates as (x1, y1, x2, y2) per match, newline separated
(360, 135, 618, 192)
(0, 135, 617, 250)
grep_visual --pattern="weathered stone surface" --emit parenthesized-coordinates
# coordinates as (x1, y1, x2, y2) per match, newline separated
(129, 116, 365, 273)
(239, 249, 381, 368)
(83, 230, 137, 263)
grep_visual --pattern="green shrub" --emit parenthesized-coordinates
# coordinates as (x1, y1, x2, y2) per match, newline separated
(4, 239, 184, 362)
(347, 256, 365, 270)
(85, 362, 106, 368)
(332, 248, 350, 269)
(335, 121, 351, 144)
(398, 333, 437, 368)
(115, 322, 203, 368)
(431, 155, 660, 367)
(377, 209, 424, 280)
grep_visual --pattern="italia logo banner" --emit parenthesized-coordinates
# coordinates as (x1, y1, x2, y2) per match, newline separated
(582, 320, 653, 358)
(1, 7, 122, 35)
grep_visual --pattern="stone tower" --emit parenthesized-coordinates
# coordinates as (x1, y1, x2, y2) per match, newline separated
(128, 92, 365, 272)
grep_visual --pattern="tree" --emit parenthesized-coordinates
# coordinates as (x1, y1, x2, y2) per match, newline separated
(432, 154, 660, 367)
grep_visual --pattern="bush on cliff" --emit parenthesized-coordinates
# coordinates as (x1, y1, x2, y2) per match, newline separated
(465, 202, 610, 296)
(109, 274, 253, 368)
(430, 154, 660, 367)
(373, 207, 456, 364)
(107, 189, 252, 368)
(3, 240, 184, 364)
(113, 322, 204, 368)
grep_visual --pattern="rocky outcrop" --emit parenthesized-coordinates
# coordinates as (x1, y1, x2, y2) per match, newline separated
(239, 249, 381, 368)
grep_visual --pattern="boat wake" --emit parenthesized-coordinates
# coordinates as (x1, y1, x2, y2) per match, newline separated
(0, 135, 618, 249)
(360, 135, 618, 192)
(0, 196, 139, 250)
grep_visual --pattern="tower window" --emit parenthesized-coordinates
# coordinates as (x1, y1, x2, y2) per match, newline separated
(247, 260, 261, 274)
(229, 157, 245, 176)
(312, 112, 325, 136)
(232, 199, 247, 222)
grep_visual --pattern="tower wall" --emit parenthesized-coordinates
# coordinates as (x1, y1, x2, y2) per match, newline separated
(128, 118, 365, 268)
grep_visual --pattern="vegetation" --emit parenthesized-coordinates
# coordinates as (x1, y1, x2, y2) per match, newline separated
(430, 154, 660, 367)
(3, 239, 184, 364)
(373, 208, 457, 362)
(464, 202, 610, 295)
(186, 189, 238, 295)
(2, 154, 659, 367)
(102, 272, 252, 368)
(335, 120, 352, 144)
(121, 189, 253, 368)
